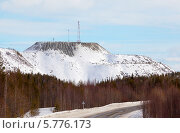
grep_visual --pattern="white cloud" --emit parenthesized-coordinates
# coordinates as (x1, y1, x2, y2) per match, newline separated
(169, 64, 180, 71)
(0, 0, 94, 14)
(166, 57, 180, 62)
(0, 19, 77, 36)
(1, 0, 180, 26)
(162, 46, 180, 71)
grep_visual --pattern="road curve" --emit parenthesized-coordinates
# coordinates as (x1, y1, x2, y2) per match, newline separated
(40, 102, 143, 118)
(85, 105, 142, 118)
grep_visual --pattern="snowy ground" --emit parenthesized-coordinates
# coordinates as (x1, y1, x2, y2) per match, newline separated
(37, 101, 143, 118)
(24, 107, 55, 118)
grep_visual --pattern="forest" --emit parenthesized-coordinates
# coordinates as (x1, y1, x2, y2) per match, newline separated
(0, 62, 180, 117)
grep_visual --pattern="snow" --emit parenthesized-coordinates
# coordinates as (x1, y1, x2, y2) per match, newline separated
(0, 48, 35, 73)
(23, 102, 143, 118)
(40, 101, 143, 118)
(23, 107, 55, 118)
(0, 42, 174, 83)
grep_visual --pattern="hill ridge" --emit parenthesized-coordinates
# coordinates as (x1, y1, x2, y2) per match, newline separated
(25, 42, 109, 57)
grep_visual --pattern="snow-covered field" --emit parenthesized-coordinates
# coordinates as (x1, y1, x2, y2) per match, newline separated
(37, 101, 143, 118)
(24, 107, 55, 118)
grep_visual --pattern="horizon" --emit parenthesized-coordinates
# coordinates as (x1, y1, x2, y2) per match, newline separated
(0, 0, 180, 71)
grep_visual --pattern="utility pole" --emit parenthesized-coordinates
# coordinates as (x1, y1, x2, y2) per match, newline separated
(77, 21, 81, 42)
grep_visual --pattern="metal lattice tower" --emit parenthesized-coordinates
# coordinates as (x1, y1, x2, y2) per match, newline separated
(77, 21, 81, 42)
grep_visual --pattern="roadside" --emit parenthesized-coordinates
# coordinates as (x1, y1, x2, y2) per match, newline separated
(39, 101, 143, 118)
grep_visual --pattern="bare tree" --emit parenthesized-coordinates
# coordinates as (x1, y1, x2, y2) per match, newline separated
(4, 74, 7, 117)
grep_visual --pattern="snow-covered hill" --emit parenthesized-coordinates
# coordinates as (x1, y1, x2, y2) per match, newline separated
(0, 42, 174, 83)
(0, 48, 34, 73)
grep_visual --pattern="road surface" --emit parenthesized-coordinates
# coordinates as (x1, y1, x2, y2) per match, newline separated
(85, 105, 142, 118)
(40, 102, 143, 118)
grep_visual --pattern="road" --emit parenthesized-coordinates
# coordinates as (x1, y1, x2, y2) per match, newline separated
(85, 105, 142, 118)
(40, 102, 143, 118)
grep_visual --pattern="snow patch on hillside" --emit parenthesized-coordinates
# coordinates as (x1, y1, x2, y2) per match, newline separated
(0, 48, 35, 73)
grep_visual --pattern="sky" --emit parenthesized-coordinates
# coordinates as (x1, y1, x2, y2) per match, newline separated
(0, 0, 180, 71)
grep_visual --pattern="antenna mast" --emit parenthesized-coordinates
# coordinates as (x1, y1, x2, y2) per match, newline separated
(77, 21, 80, 42)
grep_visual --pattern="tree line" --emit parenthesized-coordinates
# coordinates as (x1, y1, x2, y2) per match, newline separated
(0, 63, 180, 117)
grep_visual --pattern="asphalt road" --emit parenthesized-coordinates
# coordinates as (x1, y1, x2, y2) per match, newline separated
(85, 105, 143, 118)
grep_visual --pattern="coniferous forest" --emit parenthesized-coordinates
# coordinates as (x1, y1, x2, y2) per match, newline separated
(0, 62, 180, 118)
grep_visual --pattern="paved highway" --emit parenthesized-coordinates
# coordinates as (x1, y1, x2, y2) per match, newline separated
(85, 105, 142, 118)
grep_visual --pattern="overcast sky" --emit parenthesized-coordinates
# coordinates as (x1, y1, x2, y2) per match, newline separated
(0, 0, 180, 71)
